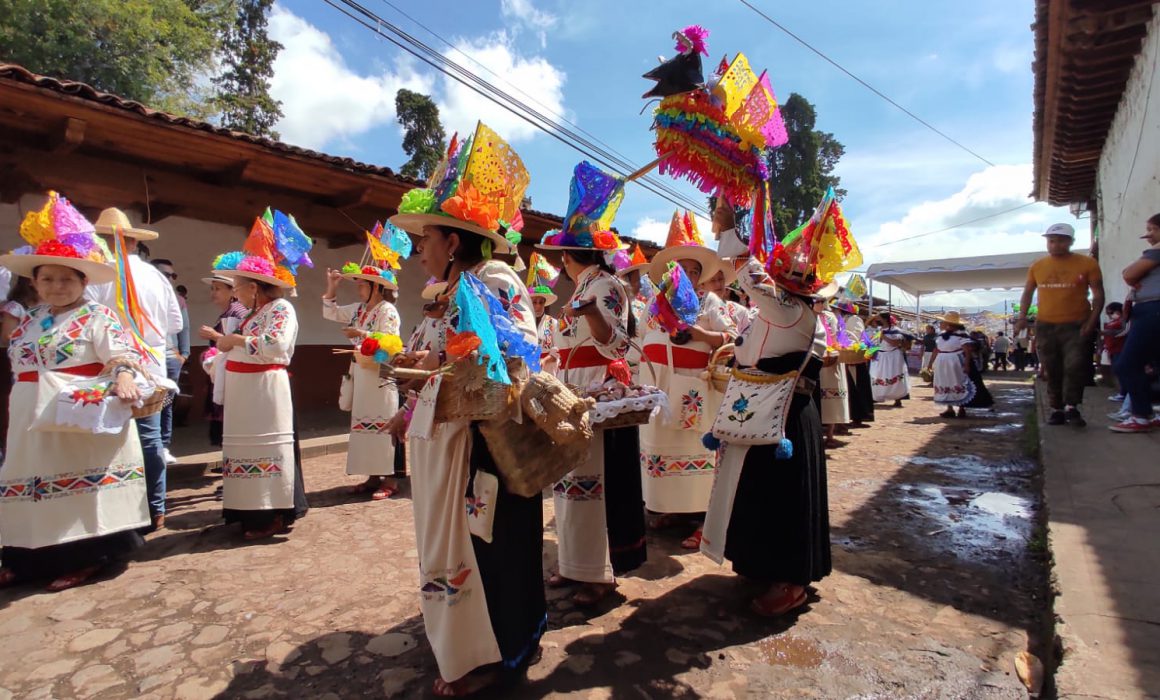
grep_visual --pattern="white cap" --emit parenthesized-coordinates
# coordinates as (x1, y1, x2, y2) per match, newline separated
(1043, 223, 1075, 239)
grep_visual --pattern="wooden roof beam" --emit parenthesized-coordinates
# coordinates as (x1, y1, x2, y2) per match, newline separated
(319, 186, 372, 209)
(49, 117, 85, 154)
(207, 159, 256, 187)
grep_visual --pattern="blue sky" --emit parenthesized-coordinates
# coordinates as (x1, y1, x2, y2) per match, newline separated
(267, 0, 1075, 308)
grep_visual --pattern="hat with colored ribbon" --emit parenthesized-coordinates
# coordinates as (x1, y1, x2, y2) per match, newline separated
(766, 187, 861, 298)
(0, 191, 115, 283)
(390, 122, 528, 256)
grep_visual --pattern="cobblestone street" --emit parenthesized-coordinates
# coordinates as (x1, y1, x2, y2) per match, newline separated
(0, 375, 1049, 699)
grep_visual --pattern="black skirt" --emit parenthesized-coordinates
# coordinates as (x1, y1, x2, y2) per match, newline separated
(468, 424, 547, 674)
(723, 354, 832, 586)
(846, 363, 875, 423)
(603, 426, 647, 575)
(966, 362, 995, 408)
(2, 529, 144, 581)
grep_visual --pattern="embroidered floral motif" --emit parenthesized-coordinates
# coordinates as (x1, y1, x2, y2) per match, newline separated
(727, 393, 755, 425)
(0, 465, 145, 502)
(553, 474, 604, 501)
(681, 389, 704, 429)
(420, 565, 474, 605)
(602, 288, 624, 318)
(642, 453, 715, 478)
(498, 285, 526, 322)
(820, 388, 848, 399)
(873, 374, 905, 387)
(559, 313, 578, 338)
(222, 458, 284, 478)
(465, 495, 488, 518)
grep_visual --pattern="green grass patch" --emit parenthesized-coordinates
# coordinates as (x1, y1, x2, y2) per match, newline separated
(1022, 405, 1040, 459)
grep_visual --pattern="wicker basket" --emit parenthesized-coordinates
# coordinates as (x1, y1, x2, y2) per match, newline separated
(838, 348, 869, 365)
(353, 351, 380, 371)
(387, 356, 525, 423)
(705, 343, 735, 392)
(562, 339, 662, 430)
(520, 372, 594, 445)
(131, 386, 168, 419)
(478, 416, 591, 498)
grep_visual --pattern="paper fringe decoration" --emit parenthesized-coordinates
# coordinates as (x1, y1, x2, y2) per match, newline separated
(454, 274, 510, 384)
(649, 261, 700, 334)
(457, 272, 541, 378)
(526, 252, 560, 288)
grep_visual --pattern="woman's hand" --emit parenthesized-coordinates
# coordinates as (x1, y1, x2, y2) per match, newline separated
(341, 327, 365, 340)
(392, 350, 427, 369)
(198, 325, 221, 342)
(112, 372, 141, 403)
(385, 411, 408, 442)
(687, 324, 725, 349)
(216, 333, 244, 351)
(324, 268, 343, 298)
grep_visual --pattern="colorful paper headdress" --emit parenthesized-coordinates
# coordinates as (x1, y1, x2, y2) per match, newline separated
(212, 207, 314, 289)
(537, 161, 627, 251)
(614, 243, 650, 278)
(340, 220, 411, 290)
(646, 27, 788, 207)
(642, 25, 708, 98)
(525, 251, 560, 288)
(647, 209, 726, 284)
(766, 187, 861, 297)
(390, 122, 529, 256)
(0, 191, 115, 283)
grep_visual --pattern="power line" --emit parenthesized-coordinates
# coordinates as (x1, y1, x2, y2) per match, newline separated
(736, 0, 996, 168)
(323, 0, 710, 216)
(875, 201, 1038, 247)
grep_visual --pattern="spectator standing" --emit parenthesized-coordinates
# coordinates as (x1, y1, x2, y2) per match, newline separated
(920, 325, 937, 381)
(992, 332, 1011, 371)
(153, 259, 188, 465)
(1109, 214, 1160, 433)
(1016, 223, 1104, 427)
(1101, 302, 1127, 400)
(1012, 328, 1030, 370)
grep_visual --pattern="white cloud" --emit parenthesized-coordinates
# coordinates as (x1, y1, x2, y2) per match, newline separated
(500, 0, 559, 48)
(267, 6, 434, 150)
(436, 32, 568, 143)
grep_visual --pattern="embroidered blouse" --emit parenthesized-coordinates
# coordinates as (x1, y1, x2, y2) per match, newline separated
(323, 299, 402, 341)
(732, 260, 824, 368)
(232, 299, 298, 366)
(8, 302, 140, 373)
(557, 265, 630, 387)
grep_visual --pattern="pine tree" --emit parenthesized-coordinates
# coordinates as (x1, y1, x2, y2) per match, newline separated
(212, 0, 283, 138)
(396, 89, 447, 180)
(766, 93, 846, 234)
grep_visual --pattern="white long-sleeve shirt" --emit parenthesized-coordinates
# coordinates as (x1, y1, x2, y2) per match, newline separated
(86, 254, 183, 374)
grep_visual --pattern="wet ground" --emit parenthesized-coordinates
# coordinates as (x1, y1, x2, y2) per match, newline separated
(0, 373, 1050, 699)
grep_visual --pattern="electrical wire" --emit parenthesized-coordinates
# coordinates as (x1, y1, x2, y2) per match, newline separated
(737, 0, 995, 168)
(324, 0, 710, 215)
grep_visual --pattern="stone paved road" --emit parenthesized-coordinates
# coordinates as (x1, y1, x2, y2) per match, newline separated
(0, 375, 1049, 699)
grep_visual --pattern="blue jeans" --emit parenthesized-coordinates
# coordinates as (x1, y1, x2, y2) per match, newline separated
(136, 413, 166, 516)
(160, 356, 183, 446)
(1114, 300, 1160, 418)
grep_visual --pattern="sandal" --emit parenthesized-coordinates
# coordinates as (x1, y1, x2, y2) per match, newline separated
(573, 582, 616, 606)
(46, 564, 102, 592)
(349, 478, 380, 495)
(371, 484, 397, 501)
(681, 528, 703, 550)
(940, 408, 956, 418)
(243, 516, 287, 541)
(547, 572, 576, 588)
(750, 584, 807, 617)
(0, 568, 18, 588)
(432, 669, 499, 697)
(824, 437, 841, 449)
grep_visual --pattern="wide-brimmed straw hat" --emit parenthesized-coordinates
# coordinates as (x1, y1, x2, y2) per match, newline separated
(421, 279, 448, 301)
(212, 209, 314, 289)
(94, 208, 159, 241)
(201, 274, 235, 287)
(529, 285, 558, 306)
(940, 310, 964, 325)
(341, 263, 398, 290)
(390, 122, 528, 256)
(648, 210, 725, 283)
(614, 244, 651, 278)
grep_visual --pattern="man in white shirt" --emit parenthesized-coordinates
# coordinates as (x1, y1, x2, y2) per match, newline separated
(86, 208, 183, 530)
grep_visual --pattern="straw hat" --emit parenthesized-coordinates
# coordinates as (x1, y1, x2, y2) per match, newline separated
(341, 263, 398, 290)
(390, 122, 529, 256)
(648, 210, 724, 283)
(421, 280, 448, 301)
(536, 161, 629, 252)
(0, 191, 115, 283)
(94, 208, 159, 241)
(614, 244, 651, 278)
(212, 210, 314, 289)
(767, 188, 861, 298)
(201, 274, 235, 287)
(529, 285, 558, 306)
(940, 311, 964, 326)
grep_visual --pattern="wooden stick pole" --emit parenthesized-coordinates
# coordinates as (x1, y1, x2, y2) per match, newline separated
(624, 152, 672, 182)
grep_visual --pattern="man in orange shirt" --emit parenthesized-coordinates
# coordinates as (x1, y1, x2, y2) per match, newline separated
(1016, 223, 1104, 426)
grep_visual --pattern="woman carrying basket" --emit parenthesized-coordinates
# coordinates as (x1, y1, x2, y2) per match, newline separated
(387, 123, 546, 697)
(638, 211, 736, 550)
(200, 213, 310, 541)
(323, 249, 404, 500)
(537, 161, 648, 606)
(0, 193, 151, 591)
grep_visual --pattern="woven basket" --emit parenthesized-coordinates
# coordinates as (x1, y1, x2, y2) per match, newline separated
(562, 339, 661, 429)
(838, 348, 869, 365)
(705, 343, 735, 392)
(387, 357, 525, 423)
(353, 352, 379, 371)
(131, 386, 168, 419)
(520, 372, 594, 445)
(479, 416, 592, 498)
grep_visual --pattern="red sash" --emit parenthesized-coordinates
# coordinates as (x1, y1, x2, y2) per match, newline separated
(16, 362, 104, 383)
(225, 361, 286, 373)
(643, 344, 711, 370)
(558, 345, 612, 369)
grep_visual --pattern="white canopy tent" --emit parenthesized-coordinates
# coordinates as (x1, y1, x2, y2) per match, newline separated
(864, 249, 1088, 322)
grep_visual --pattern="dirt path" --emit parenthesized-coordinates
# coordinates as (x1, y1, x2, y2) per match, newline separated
(0, 373, 1049, 699)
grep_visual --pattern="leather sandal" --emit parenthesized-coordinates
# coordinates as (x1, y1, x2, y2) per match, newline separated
(750, 584, 807, 617)
(243, 516, 287, 541)
(681, 529, 703, 550)
(46, 564, 102, 592)
(573, 582, 616, 606)
(371, 484, 397, 501)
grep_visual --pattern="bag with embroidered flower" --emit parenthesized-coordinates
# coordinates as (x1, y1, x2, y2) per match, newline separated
(709, 352, 811, 446)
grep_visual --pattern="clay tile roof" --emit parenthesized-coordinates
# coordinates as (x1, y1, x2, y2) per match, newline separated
(1031, 1, 1157, 206)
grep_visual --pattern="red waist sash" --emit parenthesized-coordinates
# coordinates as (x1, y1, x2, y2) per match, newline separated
(558, 345, 612, 369)
(226, 361, 287, 373)
(16, 362, 104, 383)
(643, 344, 711, 370)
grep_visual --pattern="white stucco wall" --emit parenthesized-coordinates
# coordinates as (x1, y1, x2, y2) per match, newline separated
(1096, 10, 1160, 306)
(0, 198, 435, 344)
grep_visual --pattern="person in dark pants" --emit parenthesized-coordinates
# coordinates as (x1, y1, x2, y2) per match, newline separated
(153, 259, 188, 466)
(1016, 223, 1104, 427)
(1110, 213, 1160, 433)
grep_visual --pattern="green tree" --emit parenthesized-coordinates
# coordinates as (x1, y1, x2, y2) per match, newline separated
(211, 0, 283, 138)
(0, 0, 226, 115)
(767, 93, 846, 234)
(395, 89, 447, 180)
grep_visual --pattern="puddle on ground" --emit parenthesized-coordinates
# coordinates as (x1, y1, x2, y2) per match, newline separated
(897, 483, 1033, 556)
(756, 635, 827, 668)
(972, 423, 1024, 434)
